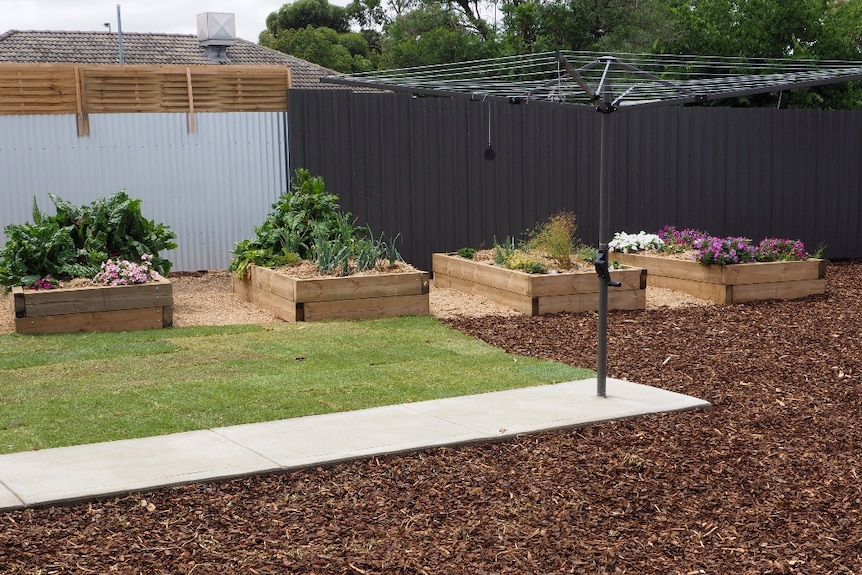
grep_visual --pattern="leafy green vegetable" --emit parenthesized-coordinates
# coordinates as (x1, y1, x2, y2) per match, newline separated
(230, 169, 404, 279)
(0, 190, 177, 291)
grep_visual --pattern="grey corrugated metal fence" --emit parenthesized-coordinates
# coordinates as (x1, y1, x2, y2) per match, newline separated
(0, 111, 288, 272)
(288, 91, 862, 273)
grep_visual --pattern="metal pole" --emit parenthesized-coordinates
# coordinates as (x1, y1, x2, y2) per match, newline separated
(596, 90, 613, 397)
(117, 5, 125, 64)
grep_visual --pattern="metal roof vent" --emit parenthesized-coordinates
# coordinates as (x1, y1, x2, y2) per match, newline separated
(197, 12, 235, 63)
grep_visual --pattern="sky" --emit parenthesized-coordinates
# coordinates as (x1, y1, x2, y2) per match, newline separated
(0, 0, 350, 43)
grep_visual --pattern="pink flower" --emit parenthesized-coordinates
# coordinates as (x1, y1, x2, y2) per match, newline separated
(93, 254, 157, 286)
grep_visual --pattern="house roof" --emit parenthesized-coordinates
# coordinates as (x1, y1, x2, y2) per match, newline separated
(0, 30, 346, 89)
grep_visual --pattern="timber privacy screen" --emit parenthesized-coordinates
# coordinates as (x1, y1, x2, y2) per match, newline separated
(0, 63, 291, 135)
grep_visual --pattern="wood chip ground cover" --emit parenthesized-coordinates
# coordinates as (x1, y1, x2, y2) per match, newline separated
(2, 262, 861, 574)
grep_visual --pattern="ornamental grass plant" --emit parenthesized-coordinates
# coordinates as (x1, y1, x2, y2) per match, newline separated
(459, 211, 592, 274)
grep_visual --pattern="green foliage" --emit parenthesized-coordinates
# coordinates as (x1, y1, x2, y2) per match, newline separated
(456, 247, 477, 259)
(650, 0, 862, 108)
(231, 168, 341, 279)
(261, 0, 375, 72)
(493, 236, 516, 265)
(489, 236, 546, 274)
(266, 0, 351, 33)
(657, 0, 822, 59)
(258, 0, 862, 107)
(503, 251, 547, 274)
(379, 232, 403, 268)
(577, 244, 598, 264)
(501, 0, 601, 52)
(261, 25, 375, 73)
(230, 169, 403, 279)
(524, 211, 578, 270)
(0, 191, 176, 291)
(380, 4, 499, 68)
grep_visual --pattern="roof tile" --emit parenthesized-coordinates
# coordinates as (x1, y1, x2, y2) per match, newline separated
(0, 30, 347, 89)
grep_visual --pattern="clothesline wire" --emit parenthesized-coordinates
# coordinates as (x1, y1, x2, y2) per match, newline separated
(323, 50, 862, 109)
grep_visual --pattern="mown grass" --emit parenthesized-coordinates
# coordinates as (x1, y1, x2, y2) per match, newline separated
(0, 316, 592, 454)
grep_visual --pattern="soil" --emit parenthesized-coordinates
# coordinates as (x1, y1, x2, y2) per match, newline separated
(2, 262, 861, 574)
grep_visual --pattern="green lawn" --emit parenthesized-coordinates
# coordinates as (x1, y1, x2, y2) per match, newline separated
(0, 316, 592, 454)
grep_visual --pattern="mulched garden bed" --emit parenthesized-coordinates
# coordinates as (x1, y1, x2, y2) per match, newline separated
(3, 261, 861, 574)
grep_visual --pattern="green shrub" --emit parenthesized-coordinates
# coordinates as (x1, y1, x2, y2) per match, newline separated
(493, 236, 516, 265)
(503, 251, 547, 274)
(576, 245, 598, 264)
(456, 247, 476, 259)
(0, 191, 176, 292)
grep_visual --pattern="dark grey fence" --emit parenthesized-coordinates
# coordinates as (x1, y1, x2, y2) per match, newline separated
(288, 90, 862, 272)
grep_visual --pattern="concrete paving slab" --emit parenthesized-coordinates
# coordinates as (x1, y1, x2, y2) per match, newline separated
(0, 430, 280, 508)
(405, 378, 709, 437)
(0, 482, 22, 509)
(215, 404, 482, 467)
(0, 378, 710, 511)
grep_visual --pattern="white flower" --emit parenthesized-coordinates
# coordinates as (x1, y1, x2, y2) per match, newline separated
(609, 231, 664, 253)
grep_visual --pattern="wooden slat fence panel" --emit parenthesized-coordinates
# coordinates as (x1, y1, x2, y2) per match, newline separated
(0, 63, 290, 116)
(0, 64, 79, 114)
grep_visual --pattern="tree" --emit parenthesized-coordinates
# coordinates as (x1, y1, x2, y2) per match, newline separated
(261, 0, 375, 72)
(380, 3, 499, 67)
(265, 0, 351, 34)
(656, 0, 823, 58)
(498, 0, 666, 54)
(264, 26, 375, 72)
(817, 0, 862, 59)
(654, 0, 862, 108)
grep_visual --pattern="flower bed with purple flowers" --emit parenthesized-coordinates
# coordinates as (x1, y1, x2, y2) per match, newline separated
(609, 226, 826, 304)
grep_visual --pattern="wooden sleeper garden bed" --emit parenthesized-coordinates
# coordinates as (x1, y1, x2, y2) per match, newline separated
(432, 253, 646, 315)
(611, 252, 826, 304)
(13, 274, 173, 334)
(233, 265, 430, 322)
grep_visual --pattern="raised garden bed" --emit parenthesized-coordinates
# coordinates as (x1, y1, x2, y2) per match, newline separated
(611, 252, 826, 304)
(432, 253, 646, 315)
(233, 265, 430, 322)
(12, 275, 173, 334)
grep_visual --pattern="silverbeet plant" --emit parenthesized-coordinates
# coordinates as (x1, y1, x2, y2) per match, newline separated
(0, 191, 176, 293)
(231, 169, 405, 279)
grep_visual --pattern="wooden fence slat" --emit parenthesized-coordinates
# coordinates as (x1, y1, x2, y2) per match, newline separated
(186, 67, 196, 133)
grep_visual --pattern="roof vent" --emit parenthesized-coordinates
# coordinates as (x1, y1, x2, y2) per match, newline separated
(197, 12, 235, 63)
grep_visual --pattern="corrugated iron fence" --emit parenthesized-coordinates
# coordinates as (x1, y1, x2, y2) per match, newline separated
(289, 91, 862, 273)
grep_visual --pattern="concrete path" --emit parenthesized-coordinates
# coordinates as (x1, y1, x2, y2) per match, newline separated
(0, 378, 710, 511)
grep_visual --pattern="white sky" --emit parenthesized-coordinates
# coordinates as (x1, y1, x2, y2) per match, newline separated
(1, 0, 351, 43)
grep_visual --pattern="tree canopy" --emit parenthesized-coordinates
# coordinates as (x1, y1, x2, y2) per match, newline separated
(258, 0, 862, 107)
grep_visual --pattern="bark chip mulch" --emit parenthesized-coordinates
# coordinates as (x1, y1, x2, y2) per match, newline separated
(2, 262, 861, 574)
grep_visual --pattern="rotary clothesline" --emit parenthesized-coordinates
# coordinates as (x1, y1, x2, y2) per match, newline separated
(323, 50, 862, 109)
(322, 50, 862, 397)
